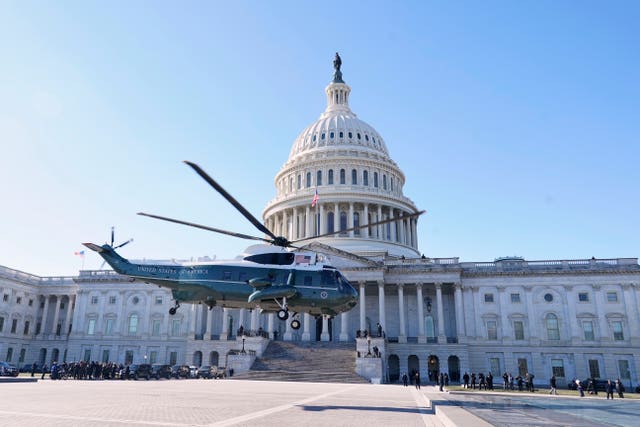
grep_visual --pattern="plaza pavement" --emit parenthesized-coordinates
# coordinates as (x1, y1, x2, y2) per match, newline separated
(0, 378, 638, 426)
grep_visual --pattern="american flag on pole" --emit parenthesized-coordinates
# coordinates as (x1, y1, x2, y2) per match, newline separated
(311, 187, 319, 207)
(74, 250, 85, 257)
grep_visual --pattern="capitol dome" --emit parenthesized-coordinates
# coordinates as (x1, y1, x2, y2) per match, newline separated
(263, 55, 421, 258)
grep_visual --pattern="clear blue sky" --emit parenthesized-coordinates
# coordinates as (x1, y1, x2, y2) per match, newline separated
(1, 1, 638, 276)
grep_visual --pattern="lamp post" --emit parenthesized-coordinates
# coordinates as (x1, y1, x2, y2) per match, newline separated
(425, 297, 432, 313)
(241, 335, 246, 354)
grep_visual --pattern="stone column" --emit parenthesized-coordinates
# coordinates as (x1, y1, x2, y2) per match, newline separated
(321, 315, 330, 341)
(204, 306, 212, 340)
(389, 210, 396, 242)
(292, 207, 298, 240)
(51, 296, 61, 336)
(41, 296, 50, 335)
(417, 284, 425, 343)
(435, 283, 446, 343)
(238, 308, 246, 332)
(363, 204, 369, 238)
(398, 284, 406, 343)
(267, 313, 275, 339)
(523, 285, 536, 340)
(348, 202, 354, 237)
(399, 215, 406, 245)
(320, 203, 326, 234)
(188, 304, 197, 336)
(377, 205, 383, 239)
(284, 318, 293, 341)
(250, 308, 259, 333)
(378, 281, 386, 337)
(63, 295, 74, 335)
(282, 209, 288, 240)
(302, 313, 311, 341)
(220, 308, 229, 340)
(411, 219, 418, 248)
(334, 202, 339, 233)
(563, 285, 579, 342)
(454, 283, 465, 340)
(340, 312, 349, 342)
(359, 281, 366, 332)
(305, 205, 311, 238)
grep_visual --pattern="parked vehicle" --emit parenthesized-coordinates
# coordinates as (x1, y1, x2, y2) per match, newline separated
(0, 361, 19, 377)
(198, 366, 226, 379)
(128, 364, 152, 380)
(171, 365, 190, 379)
(151, 364, 172, 380)
(188, 366, 198, 378)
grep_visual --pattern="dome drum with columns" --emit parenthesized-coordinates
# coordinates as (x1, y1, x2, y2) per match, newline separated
(263, 60, 420, 258)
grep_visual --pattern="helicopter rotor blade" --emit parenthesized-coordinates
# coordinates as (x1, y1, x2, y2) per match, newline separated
(110, 226, 115, 247)
(114, 238, 134, 250)
(137, 212, 272, 243)
(183, 161, 278, 241)
(292, 210, 426, 245)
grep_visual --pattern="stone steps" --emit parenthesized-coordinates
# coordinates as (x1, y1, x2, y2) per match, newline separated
(231, 341, 369, 384)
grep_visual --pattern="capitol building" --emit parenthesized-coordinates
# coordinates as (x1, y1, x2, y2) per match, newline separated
(1, 57, 639, 386)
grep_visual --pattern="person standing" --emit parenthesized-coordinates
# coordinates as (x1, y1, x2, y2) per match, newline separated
(615, 379, 625, 398)
(402, 372, 408, 387)
(41, 364, 47, 380)
(463, 372, 470, 389)
(549, 375, 558, 395)
(31, 362, 37, 377)
(605, 379, 614, 399)
(415, 371, 421, 390)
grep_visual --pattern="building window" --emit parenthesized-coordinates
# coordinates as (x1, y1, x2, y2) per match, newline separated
(87, 319, 96, 335)
(340, 169, 346, 184)
(582, 321, 595, 341)
(328, 169, 334, 185)
(169, 351, 177, 365)
(390, 177, 394, 191)
(6, 347, 13, 362)
(339, 131, 343, 138)
(3, 294, 8, 302)
(149, 351, 158, 364)
(374, 172, 378, 188)
(517, 358, 528, 377)
(544, 293, 553, 302)
(155, 296, 163, 305)
(330, 132, 334, 139)
(546, 313, 560, 340)
(105, 319, 114, 335)
(152, 320, 161, 336)
(612, 321, 624, 341)
(91, 296, 98, 305)
(339, 212, 347, 235)
(0, 316, 4, 332)
(351, 169, 357, 185)
(551, 359, 565, 378)
(484, 293, 494, 303)
(102, 350, 110, 363)
(19, 348, 26, 363)
(109, 296, 116, 304)
(486, 320, 497, 340)
(321, 132, 325, 140)
(306, 172, 311, 188)
(11, 319, 18, 334)
(172, 319, 181, 336)
(489, 358, 501, 375)
(578, 292, 589, 302)
(588, 359, 600, 378)
(353, 212, 360, 236)
(128, 314, 138, 334)
(16, 297, 22, 304)
(317, 170, 322, 186)
(363, 170, 368, 186)
(125, 350, 133, 365)
(383, 175, 387, 190)
(510, 293, 521, 303)
(327, 211, 334, 234)
(28, 299, 33, 307)
(348, 132, 353, 139)
(514, 321, 525, 340)
(23, 321, 30, 335)
(618, 360, 631, 380)
(297, 174, 301, 190)
(606, 292, 618, 302)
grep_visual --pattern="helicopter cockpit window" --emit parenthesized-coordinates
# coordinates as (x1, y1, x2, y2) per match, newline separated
(244, 253, 295, 265)
(321, 269, 339, 286)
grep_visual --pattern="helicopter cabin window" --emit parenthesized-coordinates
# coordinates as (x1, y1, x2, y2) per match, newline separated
(351, 169, 357, 185)
(244, 252, 295, 265)
(306, 172, 311, 188)
(297, 175, 301, 190)
(317, 170, 322, 186)
(239, 272, 247, 282)
(222, 271, 232, 280)
(328, 169, 334, 185)
(374, 172, 379, 188)
(363, 170, 368, 186)
(340, 169, 346, 184)
(304, 276, 313, 286)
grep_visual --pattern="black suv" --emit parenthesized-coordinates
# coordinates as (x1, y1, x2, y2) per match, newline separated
(0, 361, 19, 377)
(151, 364, 172, 380)
(171, 364, 190, 379)
(128, 364, 152, 380)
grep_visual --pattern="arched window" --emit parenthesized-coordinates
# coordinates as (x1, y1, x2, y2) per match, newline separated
(351, 169, 357, 185)
(374, 172, 378, 188)
(546, 313, 560, 340)
(128, 314, 138, 334)
(353, 212, 360, 236)
(306, 172, 311, 188)
(297, 175, 301, 190)
(339, 131, 344, 138)
(390, 177, 394, 191)
(383, 174, 387, 190)
(316, 170, 322, 186)
(340, 169, 346, 184)
(327, 212, 335, 234)
(363, 171, 368, 186)
(340, 211, 347, 235)
(289, 178, 293, 193)
(328, 169, 334, 185)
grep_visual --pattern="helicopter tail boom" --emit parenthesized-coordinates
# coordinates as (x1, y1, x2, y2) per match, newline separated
(82, 242, 131, 272)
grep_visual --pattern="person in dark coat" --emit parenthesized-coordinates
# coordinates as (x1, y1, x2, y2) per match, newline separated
(463, 372, 470, 389)
(615, 379, 625, 398)
(605, 379, 614, 399)
(414, 371, 421, 389)
(402, 372, 408, 387)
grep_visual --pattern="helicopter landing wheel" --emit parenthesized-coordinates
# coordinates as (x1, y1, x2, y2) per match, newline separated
(277, 309, 289, 321)
(169, 307, 177, 315)
(291, 319, 301, 330)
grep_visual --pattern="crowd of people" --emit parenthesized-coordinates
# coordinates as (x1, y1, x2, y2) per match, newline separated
(32, 361, 130, 380)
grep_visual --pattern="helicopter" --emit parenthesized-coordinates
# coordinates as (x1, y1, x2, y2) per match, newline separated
(84, 161, 424, 330)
